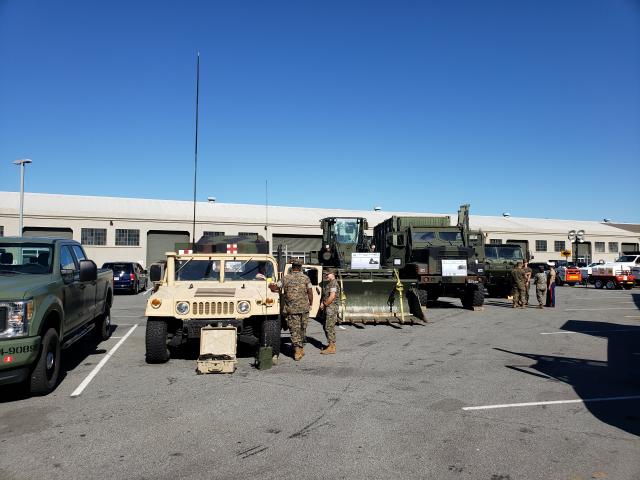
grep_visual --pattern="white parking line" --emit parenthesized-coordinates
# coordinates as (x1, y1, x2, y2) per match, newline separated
(463, 395, 640, 411)
(624, 316, 640, 318)
(565, 307, 639, 311)
(540, 328, 639, 335)
(70, 324, 138, 398)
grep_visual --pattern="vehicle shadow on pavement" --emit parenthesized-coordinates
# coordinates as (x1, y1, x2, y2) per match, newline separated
(496, 320, 640, 437)
(633, 293, 640, 310)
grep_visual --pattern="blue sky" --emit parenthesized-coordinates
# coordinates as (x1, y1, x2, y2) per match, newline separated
(1, 0, 639, 222)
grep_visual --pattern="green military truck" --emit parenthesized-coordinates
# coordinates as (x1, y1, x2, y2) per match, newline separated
(373, 204, 485, 309)
(0, 237, 113, 394)
(480, 244, 526, 297)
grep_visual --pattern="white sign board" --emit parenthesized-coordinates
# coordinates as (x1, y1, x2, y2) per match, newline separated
(441, 259, 467, 277)
(351, 252, 381, 270)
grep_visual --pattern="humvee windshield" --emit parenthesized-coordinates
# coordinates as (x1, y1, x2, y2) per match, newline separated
(175, 259, 274, 281)
(439, 232, 462, 242)
(412, 231, 436, 243)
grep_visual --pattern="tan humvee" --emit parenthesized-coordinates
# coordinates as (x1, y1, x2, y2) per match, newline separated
(144, 252, 281, 364)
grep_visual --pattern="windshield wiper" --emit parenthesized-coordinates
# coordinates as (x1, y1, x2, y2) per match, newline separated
(175, 258, 193, 277)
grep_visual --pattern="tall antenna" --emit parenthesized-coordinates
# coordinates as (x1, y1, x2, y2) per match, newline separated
(191, 51, 200, 245)
(265, 179, 269, 232)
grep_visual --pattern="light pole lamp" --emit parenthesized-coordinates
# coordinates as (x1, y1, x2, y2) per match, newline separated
(13, 159, 32, 235)
(567, 229, 586, 264)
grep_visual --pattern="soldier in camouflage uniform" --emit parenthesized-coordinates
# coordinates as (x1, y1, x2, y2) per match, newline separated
(522, 260, 532, 305)
(511, 262, 526, 308)
(278, 259, 313, 361)
(532, 266, 547, 308)
(319, 268, 339, 355)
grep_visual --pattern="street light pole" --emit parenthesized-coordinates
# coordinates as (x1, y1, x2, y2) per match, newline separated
(13, 159, 32, 235)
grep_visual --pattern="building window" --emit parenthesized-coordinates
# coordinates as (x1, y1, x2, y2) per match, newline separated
(595, 242, 605, 253)
(0, 226, 3, 237)
(489, 239, 502, 245)
(81, 228, 107, 246)
(554, 240, 565, 252)
(115, 229, 140, 246)
(203, 231, 224, 239)
(608, 242, 618, 253)
(535, 240, 547, 252)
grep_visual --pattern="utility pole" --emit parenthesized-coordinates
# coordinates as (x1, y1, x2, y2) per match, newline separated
(13, 159, 32, 235)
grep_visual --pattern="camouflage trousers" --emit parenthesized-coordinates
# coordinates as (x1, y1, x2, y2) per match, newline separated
(512, 282, 526, 307)
(287, 312, 309, 348)
(535, 286, 547, 306)
(324, 307, 338, 344)
(524, 282, 531, 304)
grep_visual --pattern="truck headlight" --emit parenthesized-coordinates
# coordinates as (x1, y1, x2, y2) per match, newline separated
(176, 302, 190, 315)
(237, 301, 250, 314)
(0, 300, 33, 338)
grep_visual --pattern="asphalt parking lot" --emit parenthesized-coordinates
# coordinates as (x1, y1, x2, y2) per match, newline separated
(1, 286, 639, 480)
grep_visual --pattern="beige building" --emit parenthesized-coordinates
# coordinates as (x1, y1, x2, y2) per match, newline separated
(0, 191, 637, 267)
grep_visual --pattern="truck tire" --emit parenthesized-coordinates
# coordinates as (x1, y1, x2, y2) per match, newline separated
(93, 304, 112, 342)
(416, 289, 429, 306)
(623, 284, 633, 290)
(29, 327, 61, 395)
(471, 289, 484, 307)
(259, 317, 281, 357)
(605, 280, 616, 290)
(461, 287, 483, 309)
(145, 319, 170, 363)
(594, 279, 604, 289)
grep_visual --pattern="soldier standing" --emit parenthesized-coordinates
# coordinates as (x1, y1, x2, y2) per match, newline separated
(511, 262, 526, 308)
(522, 260, 532, 305)
(319, 268, 339, 355)
(533, 266, 547, 308)
(273, 258, 313, 361)
(546, 266, 557, 307)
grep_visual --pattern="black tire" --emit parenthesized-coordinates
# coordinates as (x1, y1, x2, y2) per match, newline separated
(605, 280, 616, 290)
(259, 317, 281, 357)
(29, 327, 61, 395)
(594, 279, 604, 289)
(93, 304, 112, 341)
(623, 284, 633, 290)
(416, 289, 429, 306)
(471, 289, 484, 307)
(567, 282, 575, 287)
(146, 319, 170, 363)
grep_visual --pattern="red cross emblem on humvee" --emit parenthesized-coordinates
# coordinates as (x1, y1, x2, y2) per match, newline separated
(226, 244, 238, 254)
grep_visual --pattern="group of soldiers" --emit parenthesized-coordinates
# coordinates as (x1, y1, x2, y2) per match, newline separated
(270, 258, 339, 361)
(510, 260, 557, 308)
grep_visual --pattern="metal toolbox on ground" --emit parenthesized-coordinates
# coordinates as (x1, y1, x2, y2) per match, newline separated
(196, 326, 237, 374)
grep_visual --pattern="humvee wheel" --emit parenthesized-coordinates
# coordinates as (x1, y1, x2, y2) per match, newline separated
(146, 319, 170, 363)
(260, 317, 281, 357)
(462, 287, 484, 309)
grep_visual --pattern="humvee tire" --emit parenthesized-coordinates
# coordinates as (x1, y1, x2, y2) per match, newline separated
(461, 287, 484, 309)
(146, 319, 170, 363)
(260, 316, 281, 357)
(30, 327, 61, 395)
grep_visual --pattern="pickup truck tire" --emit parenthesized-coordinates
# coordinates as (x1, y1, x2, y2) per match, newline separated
(94, 304, 112, 342)
(146, 319, 170, 363)
(29, 328, 61, 395)
(260, 317, 281, 357)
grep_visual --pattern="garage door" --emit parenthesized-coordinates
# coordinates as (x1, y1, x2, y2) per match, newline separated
(272, 235, 322, 253)
(146, 231, 190, 267)
(22, 227, 74, 239)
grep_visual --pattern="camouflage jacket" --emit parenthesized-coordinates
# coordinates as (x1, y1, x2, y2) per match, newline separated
(533, 272, 547, 288)
(282, 271, 312, 314)
(511, 268, 525, 285)
(322, 278, 339, 311)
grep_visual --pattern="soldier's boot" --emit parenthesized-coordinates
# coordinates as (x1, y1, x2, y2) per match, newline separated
(294, 346, 304, 361)
(320, 342, 336, 355)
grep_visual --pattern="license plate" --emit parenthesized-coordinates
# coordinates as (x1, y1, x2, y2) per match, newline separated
(114, 276, 119, 280)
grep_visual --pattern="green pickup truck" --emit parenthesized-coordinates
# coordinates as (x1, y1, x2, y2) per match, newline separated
(0, 237, 113, 394)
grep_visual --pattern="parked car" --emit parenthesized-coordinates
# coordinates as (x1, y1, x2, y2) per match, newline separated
(102, 262, 148, 294)
(0, 237, 113, 394)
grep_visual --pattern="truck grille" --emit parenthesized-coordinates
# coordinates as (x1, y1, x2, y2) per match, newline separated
(191, 301, 235, 316)
(0, 307, 6, 331)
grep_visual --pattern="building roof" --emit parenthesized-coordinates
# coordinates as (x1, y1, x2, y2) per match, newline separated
(0, 191, 638, 239)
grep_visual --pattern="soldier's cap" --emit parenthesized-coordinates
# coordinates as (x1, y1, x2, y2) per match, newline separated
(291, 258, 303, 267)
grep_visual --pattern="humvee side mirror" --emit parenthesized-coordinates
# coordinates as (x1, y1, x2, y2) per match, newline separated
(150, 264, 163, 282)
